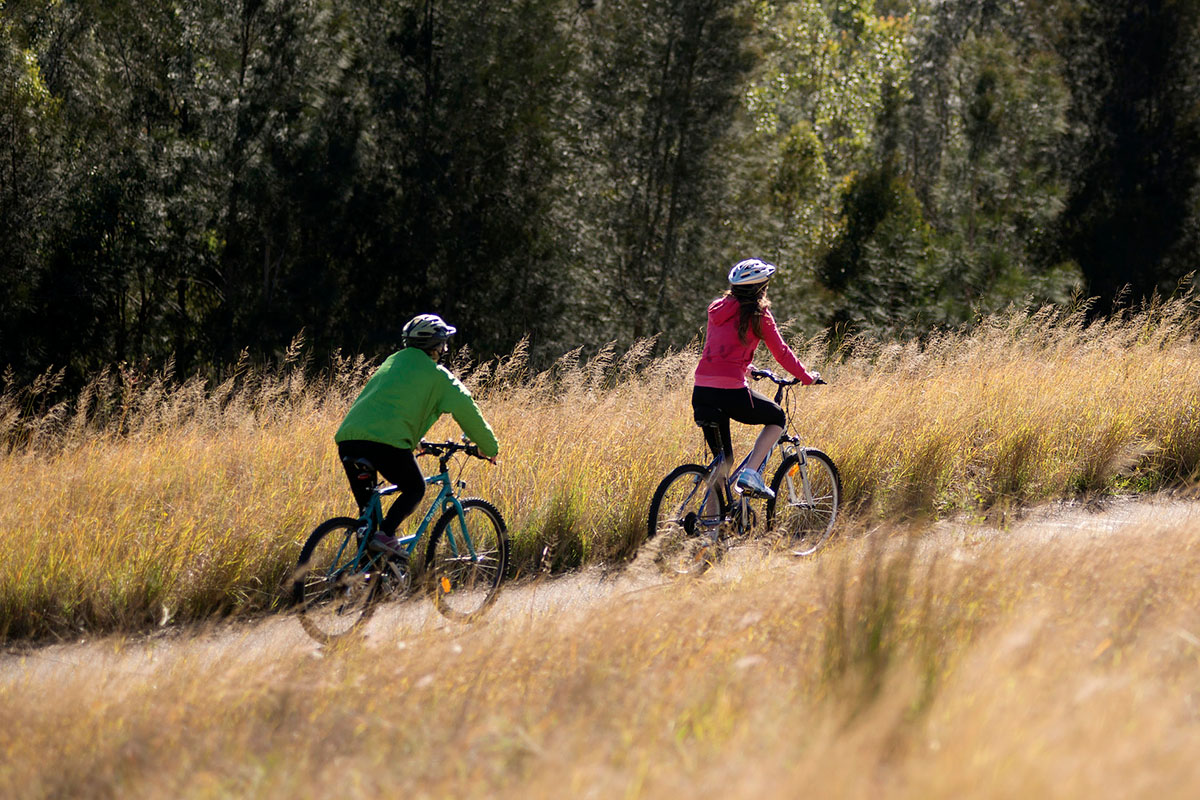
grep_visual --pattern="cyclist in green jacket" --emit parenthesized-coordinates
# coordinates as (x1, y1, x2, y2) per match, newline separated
(335, 314, 499, 556)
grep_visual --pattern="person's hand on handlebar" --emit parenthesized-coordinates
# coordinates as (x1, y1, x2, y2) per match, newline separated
(753, 366, 825, 385)
(463, 441, 499, 465)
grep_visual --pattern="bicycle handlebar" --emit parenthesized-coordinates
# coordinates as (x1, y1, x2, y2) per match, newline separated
(417, 439, 497, 464)
(750, 368, 823, 386)
(751, 368, 826, 406)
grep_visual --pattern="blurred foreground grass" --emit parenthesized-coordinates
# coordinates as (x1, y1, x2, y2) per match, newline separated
(1, 296, 1199, 639)
(2, 506, 1199, 798)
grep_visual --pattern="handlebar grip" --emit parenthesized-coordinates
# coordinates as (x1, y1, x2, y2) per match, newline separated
(417, 440, 444, 456)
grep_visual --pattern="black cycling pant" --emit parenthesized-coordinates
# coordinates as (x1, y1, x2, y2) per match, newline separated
(337, 440, 425, 536)
(691, 385, 786, 463)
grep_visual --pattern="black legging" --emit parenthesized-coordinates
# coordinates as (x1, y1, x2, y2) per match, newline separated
(691, 385, 786, 463)
(337, 440, 425, 536)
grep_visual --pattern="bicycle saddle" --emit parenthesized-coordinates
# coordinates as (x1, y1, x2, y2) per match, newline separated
(342, 456, 376, 482)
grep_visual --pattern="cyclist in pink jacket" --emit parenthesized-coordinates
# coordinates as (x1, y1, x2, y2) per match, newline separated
(693, 258, 819, 499)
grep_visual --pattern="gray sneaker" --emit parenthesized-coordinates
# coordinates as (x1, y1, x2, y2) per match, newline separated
(368, 531, 405, 558)
(735, 468, 775, 499)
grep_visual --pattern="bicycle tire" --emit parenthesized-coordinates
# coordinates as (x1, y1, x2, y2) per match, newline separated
(292, 517, 406, 643)
(647, 464, 725, 576)
(766, 449, 841, 556)
(425, 498, 509, 623)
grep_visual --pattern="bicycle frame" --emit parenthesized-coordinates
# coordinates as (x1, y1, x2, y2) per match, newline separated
(694, 434, 792, 534)
(693, 373, 814, 534)
(389, 470, 466, 557)
(327, 461, 476, 579)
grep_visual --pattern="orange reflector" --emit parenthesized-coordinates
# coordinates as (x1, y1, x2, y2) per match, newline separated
(788, 464, 799, 477)
(440, 576, 452, 594)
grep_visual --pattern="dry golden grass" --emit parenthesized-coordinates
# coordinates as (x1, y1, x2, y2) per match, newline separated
(0, 296, 1198, 640)
(2, 504, 1200, 799)
(819, 301, 1200, 516)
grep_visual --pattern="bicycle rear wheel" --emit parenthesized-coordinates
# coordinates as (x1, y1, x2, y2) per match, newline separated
(293, 517, 405, 642)
(647, 464, 725, 576)
(766, 449, 841, 556)
(426, 498, 509, 623)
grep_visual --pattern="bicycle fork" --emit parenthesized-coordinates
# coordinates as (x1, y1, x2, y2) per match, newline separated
(780, 446, 816, 507)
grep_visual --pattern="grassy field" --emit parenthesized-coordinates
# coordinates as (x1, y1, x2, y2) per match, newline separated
(1, 297, 1199, 640)
(2, 504, 1199, 798)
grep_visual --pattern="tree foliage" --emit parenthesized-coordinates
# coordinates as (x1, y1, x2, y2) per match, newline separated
(1, 0, 1198, 385)
(1053, 0, 1200, 311)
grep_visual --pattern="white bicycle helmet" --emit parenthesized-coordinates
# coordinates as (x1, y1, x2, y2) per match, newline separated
(402, 314, 457, 349)
(727, 258, 776, 286)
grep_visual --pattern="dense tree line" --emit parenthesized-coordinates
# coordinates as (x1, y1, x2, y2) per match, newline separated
(1, 0, 1198, 387)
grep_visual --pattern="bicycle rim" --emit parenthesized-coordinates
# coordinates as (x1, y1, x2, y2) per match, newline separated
(427, 499, 509, 623)
(649, 465, 724, 575)
(768, 450, 841, 556)
(293, 519, 382, 642)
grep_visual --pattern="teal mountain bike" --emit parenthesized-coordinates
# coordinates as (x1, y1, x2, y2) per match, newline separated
(647, 369, 841, 575)
(292, 439, 509, 642)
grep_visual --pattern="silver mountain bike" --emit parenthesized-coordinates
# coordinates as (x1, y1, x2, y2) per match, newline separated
(646, 369, 841, 574)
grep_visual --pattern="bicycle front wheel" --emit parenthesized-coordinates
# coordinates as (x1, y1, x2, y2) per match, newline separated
(766, 449, 841, 556)
(292, 517, 392, 643)
(648, 464, 725, 576)
(425, 498, 510, 623)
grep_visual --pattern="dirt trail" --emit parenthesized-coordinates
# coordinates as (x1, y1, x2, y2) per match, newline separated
(0, 529, 672, 686)
(3, 495, 1198, 686)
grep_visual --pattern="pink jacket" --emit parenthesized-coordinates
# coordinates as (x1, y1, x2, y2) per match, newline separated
(694, 295, 816, 389)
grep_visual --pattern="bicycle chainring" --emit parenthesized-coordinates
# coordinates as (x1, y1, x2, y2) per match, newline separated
(378, 554, 412, 598)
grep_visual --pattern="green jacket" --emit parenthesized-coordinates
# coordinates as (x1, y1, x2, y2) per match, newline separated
(335, 348, 499, 457)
